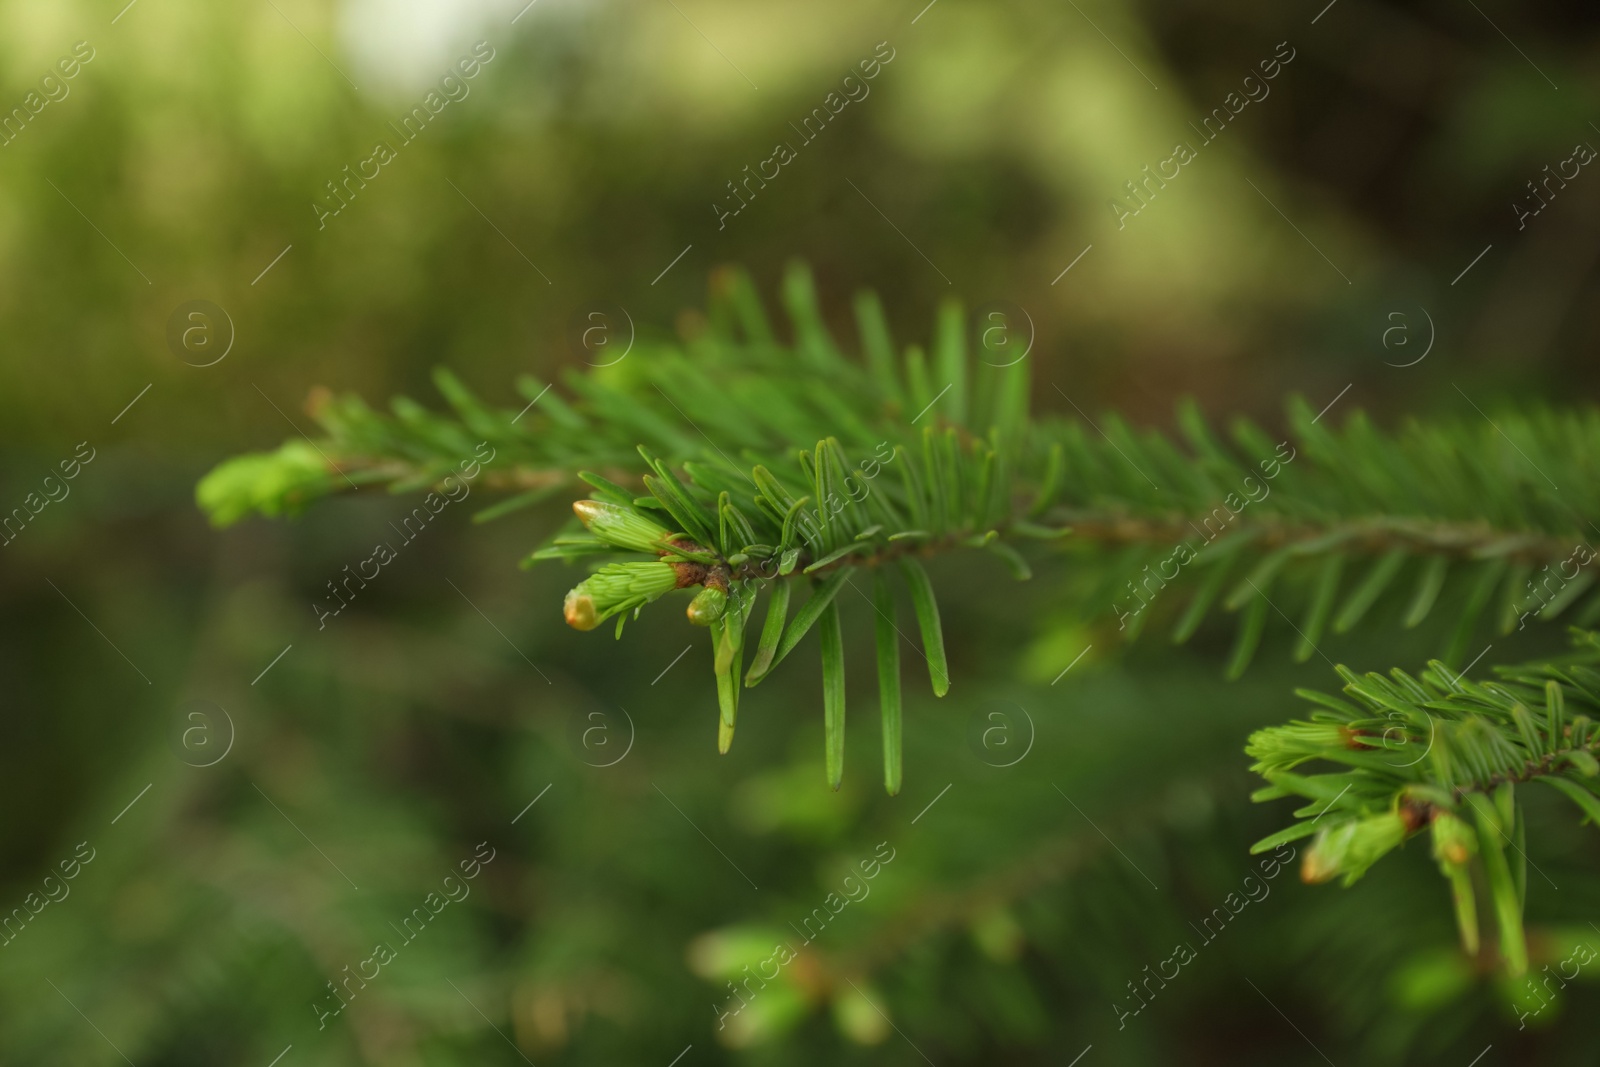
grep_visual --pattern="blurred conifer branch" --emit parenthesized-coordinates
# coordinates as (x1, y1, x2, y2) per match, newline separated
(1248, 630, 1600, 975)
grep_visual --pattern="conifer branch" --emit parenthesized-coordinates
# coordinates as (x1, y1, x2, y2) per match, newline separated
(1247, 629, 1600, 975)
(198, 264, 1600, 808)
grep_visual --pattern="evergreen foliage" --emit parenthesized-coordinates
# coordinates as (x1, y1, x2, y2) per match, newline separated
(199, 264, 1600, 975)
(1248, 630, 1600, 975)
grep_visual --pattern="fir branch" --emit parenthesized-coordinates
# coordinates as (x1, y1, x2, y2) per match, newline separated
(1247, 629, 1600, 974)
(197, 263, 1600, 796)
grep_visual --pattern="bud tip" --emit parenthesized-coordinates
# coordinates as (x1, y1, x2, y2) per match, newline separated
(564, 589, 600, 630)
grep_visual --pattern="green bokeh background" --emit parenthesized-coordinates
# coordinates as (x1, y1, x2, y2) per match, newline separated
(3, 0, 1599, 1063)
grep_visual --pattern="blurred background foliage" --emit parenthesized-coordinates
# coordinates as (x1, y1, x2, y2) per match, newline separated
(3, 0, 1600, 1063)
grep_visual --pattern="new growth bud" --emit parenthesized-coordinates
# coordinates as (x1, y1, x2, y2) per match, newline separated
(573, 499, 678, 554)
(1429, 810, 1476, 870)
(562, 561, 680, 631)
(1302, 811, 1409, 886)
(564, 588, 600, 631)
(687, 586, 727, 626)
(1429, 808, 1481, 956)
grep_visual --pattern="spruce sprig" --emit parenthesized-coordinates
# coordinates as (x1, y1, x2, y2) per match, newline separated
(198, 263, 1600, 813)
(1247, 629, 1600, 974)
